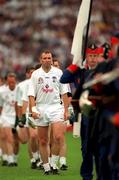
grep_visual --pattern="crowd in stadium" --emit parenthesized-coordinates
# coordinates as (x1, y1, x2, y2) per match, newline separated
(0, 0, 118, 80)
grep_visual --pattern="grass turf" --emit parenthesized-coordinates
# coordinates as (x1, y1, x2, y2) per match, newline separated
(0, 132, 93, 180)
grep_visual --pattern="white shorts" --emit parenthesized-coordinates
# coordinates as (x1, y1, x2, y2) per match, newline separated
(34, 104, 64, 127)
(1, 115, 15, 128)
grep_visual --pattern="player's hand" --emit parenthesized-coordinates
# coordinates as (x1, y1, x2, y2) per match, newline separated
(31, 106, 41, 119)
(32, 112, 40, 119)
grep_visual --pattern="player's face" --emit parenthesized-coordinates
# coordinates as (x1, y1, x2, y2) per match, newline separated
(40, 53, 53, 68)
(53, 61, 60, 69)
(26, 69, 35, 79)
(7, 77, 16, 90)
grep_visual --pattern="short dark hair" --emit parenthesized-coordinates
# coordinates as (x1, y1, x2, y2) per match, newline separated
(53, 58, 59, 63)
(40, 50, 52, 59)
(25, 65, 35, 73)
(7, 72, 16, 79)
(34, 63, 41, 70)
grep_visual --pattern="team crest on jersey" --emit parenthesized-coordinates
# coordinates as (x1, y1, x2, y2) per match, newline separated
(52, 76, 57, 82)
(10, 100, 15, 106)
(38, 77, 43, 84)
(45, 84, 49, 88)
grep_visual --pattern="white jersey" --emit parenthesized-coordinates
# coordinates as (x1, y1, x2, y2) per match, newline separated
(0, 84, 7, 107)
(0, 84, 7, 126)
(16, 79, 29, 106)
(22, 79, 31, 102)
(28, 66, 69, 105)
(22, 79, 31, 117)
(0, 86, 17, 125)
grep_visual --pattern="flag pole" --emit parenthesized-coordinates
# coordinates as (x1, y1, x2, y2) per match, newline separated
(82, 0, 93, 63)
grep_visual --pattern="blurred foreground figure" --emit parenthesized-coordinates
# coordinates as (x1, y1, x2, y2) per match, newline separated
(60, 44, 100, 180)
(80, 32, 119, 180)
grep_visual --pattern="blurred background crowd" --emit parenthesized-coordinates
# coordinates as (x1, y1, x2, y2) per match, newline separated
(0, 0, 118, 80)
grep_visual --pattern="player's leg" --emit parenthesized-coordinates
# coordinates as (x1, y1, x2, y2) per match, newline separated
(37, 126, 51, 174)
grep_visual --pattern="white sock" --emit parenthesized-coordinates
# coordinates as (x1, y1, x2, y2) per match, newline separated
(2, 154, 8, 161)
(8, 155, 14, 163)
(51, 154, 59, 169)
(59, 156, 66, 166)
(30, 158, 36, 163)
(32, 152, 39, 161)
(43, 163, 51, 172)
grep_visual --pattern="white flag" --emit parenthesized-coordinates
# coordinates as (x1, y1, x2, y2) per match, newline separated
(71, 0, 91, 67)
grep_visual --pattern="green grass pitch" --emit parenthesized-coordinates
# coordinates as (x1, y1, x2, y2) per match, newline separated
(0, 132, 96, 180)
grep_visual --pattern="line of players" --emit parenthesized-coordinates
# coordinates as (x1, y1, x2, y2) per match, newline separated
(0, 55, 73, 175)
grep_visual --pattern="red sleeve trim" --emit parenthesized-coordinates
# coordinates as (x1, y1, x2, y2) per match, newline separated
(67, 64, 79, 73)
(113, 113, 119, 126)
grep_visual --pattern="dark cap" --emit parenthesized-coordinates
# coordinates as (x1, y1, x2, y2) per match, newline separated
(88, 43, 98, 50)
(86, 43, 98, 54)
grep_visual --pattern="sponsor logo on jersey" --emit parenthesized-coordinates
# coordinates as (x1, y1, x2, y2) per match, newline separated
(38, 77, 43, 84)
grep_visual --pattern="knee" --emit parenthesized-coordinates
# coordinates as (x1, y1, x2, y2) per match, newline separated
(18, 130, 28, 144)
(18, 133, 28, 144)
(7, 135, 14, 144)
(39, 138, 48, 147)
(54, 134, 63, 144)
(29, 132, 37, 140)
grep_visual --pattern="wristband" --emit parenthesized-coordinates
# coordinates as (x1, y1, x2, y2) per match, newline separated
(32, 106, 39, 114)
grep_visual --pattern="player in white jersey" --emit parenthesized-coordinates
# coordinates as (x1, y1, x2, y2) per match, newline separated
(0, 73, 19, 166)
(52, 58, 70, 170)
(28, 50, 69, 175)
(16, 65, 40, 169)
(16, 78, 30, 143)
(21, 66, 41, 169)
(0, 76, 7, 164)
